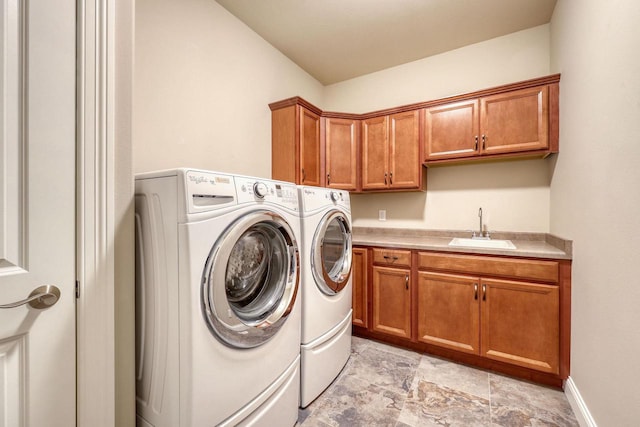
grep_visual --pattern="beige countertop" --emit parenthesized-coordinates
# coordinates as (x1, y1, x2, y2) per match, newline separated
(352, 227, 572, 260)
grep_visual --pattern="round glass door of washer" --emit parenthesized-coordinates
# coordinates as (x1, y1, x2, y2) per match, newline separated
(202, 210, 299, 348)
(311, 210, 352, 295)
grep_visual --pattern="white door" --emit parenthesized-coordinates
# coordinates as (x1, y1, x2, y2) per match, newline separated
(0, 0, 76, 426)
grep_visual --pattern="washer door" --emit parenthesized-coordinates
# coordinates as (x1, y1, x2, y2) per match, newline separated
(202, 210, 299, 348)
(311, 210, 352, 295)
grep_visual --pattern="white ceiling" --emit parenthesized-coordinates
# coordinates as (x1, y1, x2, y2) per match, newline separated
(215, 0, 557, 85)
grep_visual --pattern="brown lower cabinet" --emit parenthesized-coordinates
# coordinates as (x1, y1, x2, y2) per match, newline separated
(417, 271, 480, 355)
(351, 248, 368, 328)
(481, 278, 560, 374)
(352, 246, 571, 387)
(417, 272, 559, 374)
(372, 265, 411, 339)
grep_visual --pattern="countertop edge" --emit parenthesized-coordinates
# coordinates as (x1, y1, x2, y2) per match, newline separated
(352, 228, 572, 260)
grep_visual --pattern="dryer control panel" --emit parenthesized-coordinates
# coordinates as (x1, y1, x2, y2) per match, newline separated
(300, 186, 351, 213)
(235, 177, 299, 211)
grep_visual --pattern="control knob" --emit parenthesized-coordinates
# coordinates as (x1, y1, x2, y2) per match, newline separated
(253, 182, 268, 199)
(330, 191, 340, 202)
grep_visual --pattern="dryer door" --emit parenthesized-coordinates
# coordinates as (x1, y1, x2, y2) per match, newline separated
(202, 210, 299, 348)
(311, 210, 352, 295)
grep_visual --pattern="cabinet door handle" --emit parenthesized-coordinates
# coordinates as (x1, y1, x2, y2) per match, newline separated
(482, 134, 486, 150)
(482, 284, 486, 301)
(474, 136, 479, 151)
(383, 255, 399, 261)
(474, 283, 478, 300)
(302, 168, 306, 183)
(405, 274, 409, 290)
(384, 172, 387, 185)
(327, 173, 330, 185)
(389, 172, 393, 184)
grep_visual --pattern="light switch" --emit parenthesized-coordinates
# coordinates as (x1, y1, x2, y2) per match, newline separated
(378, 210, 386, 221)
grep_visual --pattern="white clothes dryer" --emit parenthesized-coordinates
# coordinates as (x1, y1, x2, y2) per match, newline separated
(297, 185, 353, 408)
(135, 169, 302, 427)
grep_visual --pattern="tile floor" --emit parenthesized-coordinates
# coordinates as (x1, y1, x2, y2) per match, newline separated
(297, 336, 579, 427)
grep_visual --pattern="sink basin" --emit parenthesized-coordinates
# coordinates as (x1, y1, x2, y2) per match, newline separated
(448, 237, 516, 250)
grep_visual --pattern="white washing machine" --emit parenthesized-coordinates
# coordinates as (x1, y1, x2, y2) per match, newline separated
(134, 168, 302, 427)
(297, 185, 353, 408)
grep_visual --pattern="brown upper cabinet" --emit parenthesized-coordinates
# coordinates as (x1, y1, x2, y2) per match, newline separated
(362, 110, 422, 191)
(481, 86, 549, 155)
(324, 117, 358, 191)
(270, 100, 322, 186)
(269, 74, 560, 188)
(424, 82, 558, 163)
(424, 99, 479, 160)
(361, 115, 388, 190)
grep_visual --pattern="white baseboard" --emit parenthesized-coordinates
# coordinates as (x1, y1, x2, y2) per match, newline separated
(565, 376, 597, 427)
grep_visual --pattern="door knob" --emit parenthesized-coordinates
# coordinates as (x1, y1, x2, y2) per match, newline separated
(0, 285, 61, 309)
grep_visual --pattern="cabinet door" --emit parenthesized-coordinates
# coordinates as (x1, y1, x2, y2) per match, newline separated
(480, 278, 559, 374)
(325, 117, 358, 191)
(271, 105, 298, 183)
(417, 271, 480, 355)
(425, 100, 479, 160)
(299, 106, 321, 186)
(361, 116, 389, 190)
(389, 110, 421, 189)
(351, 248, 368, 328)
(480, 86, 549, 155)
(372, 266, 411, 339)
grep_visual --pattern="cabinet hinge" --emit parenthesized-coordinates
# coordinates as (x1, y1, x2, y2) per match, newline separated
(75, 280, 80, 299)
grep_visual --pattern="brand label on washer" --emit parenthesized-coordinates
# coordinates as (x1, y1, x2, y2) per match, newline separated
(188, 174, 214, 184)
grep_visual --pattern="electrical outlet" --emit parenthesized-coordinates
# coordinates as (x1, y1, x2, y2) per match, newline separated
(378, 210, 386, 221)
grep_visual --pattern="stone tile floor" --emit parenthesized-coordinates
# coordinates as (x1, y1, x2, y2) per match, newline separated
(297, 336, 579, 427)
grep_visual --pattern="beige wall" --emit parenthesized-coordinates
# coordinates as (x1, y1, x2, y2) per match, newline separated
(550, 1, 640, 424)
(324, 24, 551, 114)
(327, 26, 552, 232)
(134, 0, 324, 177)
(352, 159, 551, 232)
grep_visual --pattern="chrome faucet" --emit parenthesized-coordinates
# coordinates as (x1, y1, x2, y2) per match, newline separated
(473, 207, 490, 239)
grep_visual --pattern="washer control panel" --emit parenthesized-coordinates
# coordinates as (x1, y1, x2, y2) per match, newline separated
(185, 170, 237, 213)
(235, 176, 299, 211)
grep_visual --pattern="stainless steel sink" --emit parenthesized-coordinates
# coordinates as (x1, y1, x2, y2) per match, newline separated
(448, 237, 516, 250)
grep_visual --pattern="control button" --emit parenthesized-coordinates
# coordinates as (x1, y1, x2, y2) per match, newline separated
(253, 182, 268, 198)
